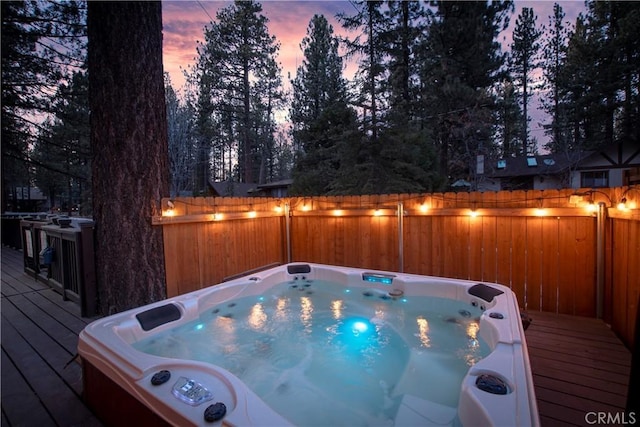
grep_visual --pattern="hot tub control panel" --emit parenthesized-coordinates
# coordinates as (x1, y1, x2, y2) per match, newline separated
(171, 376, 213, 406)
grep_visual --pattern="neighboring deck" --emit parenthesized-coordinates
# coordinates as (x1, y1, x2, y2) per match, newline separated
(0, 246, 631, 427)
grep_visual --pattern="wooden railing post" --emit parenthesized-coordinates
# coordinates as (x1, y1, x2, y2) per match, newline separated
(42, 220, 97, 317)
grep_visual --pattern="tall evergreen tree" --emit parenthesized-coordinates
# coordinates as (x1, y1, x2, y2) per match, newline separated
(560, 2, 640, 152)
(192, 0, 282, 185)
(337, 1, 388, 193)
(33, 70, 90, 214)
(540, 3, 570, 152)
(377, 0, 437, 193)
(165, 74, 197, 197)
(1, 0, 85, 210)
(510, 7, 542, 155)
(289, 14, 357, 195)
(420, 1, 513, 189)
(495, 78, 524, 157)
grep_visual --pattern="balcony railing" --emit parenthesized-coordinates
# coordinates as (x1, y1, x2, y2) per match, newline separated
(20, 217, 97, 317)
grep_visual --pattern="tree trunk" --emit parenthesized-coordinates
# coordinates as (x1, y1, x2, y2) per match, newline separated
(88, 1, 169, 315)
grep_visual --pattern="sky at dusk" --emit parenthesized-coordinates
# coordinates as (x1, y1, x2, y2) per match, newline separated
(161, 0, 588, 143)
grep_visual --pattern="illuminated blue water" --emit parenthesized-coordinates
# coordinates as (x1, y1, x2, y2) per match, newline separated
(134, 280, 490, 426)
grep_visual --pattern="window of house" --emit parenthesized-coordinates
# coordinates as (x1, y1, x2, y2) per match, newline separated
(581, 171, 609, 188)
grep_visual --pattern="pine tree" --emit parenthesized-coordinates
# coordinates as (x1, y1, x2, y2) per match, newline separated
(33, 70, 91, 214)
(192, 0, 282, 185)
(1, 0, 85, 210)
(337, 1, 388, 193)
(511, 7, 542, 155)
(289, 14, 358, 195)
(420, 1, 513, 189)
(540, 3, 571, 152)
(165, 74, 197, 197)
(560, 2, 640, 152)
(377, 0, 437, 193)
(495, 79, 525, 157)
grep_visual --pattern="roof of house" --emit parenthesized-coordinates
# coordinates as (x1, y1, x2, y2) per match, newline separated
(256, 179, 293, 190)
(209, 180, 257, 197)
(209, 179, 293, 197)
(485, 152, 591, 178)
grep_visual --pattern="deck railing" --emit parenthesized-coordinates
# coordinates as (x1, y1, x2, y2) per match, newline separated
(20, 218, 98, 317)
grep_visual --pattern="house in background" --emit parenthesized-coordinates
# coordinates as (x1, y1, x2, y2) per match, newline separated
(478, 153, 578, 191)
(572, 142, 640, 188)
(209, 180, 257, 197)
(208, 179, 293, 198)
(479, 142, 640, 191)
(5, 186, 48, 212)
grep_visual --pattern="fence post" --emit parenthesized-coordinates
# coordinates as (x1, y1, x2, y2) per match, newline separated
(397, 202, 404, 273)
(596, 202, 606, 319)
(79, 221, 97, 317)
(284, 202, 291, 264)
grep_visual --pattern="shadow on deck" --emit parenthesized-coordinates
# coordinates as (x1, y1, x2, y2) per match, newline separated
(0, 246, 631, 426)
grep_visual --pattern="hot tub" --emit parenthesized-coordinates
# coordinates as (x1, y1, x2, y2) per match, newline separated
(78, 263, 539, 426)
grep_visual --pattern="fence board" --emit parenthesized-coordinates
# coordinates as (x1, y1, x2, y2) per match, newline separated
(526, 217, 544, 311)
(557, 218, 577, 315)
(481, 216, 498, 283)
(468, 216, 483, 281)
(541, 218, 560, 313)
(625, 221, 639, 348)
(430, 217, 444, 277)
(575, 218, 597, 317)
(612, 219, 627, 341)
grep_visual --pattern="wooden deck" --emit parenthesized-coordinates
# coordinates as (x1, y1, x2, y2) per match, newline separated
(1, 247, 102, 426)
(0, 246, 631, 426)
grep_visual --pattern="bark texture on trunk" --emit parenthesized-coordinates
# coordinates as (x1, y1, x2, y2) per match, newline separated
(88, 1, 169, 314)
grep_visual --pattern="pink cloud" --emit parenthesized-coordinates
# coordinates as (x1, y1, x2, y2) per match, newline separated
(162, 1, 352, 91)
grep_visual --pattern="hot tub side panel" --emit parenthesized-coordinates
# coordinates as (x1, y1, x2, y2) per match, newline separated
(83, 360, 172, 427)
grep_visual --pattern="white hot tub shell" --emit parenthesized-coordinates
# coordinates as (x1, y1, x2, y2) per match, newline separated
(78, 263, 540, 426)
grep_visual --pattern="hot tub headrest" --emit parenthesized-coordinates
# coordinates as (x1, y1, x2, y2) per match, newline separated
(136, 303, 182, 331)
(469, 284, 504, 303)
(287, 264, 311, 274)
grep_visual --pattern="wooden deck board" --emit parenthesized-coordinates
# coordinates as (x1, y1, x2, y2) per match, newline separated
(0, 246, 632, 426)
(1, 246, 102, 427)
(525, 311, 632, 426)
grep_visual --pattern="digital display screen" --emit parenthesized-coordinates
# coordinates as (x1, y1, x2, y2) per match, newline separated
(362, 273, 394, 285)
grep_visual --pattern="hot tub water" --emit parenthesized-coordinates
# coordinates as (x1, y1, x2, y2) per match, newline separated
(133, 280, 490, 426)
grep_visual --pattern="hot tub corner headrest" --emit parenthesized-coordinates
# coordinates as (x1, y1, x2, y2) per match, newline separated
(469, 284, 504, 303)
(287, 264, 311, 274)
(136, 303, 182, 331)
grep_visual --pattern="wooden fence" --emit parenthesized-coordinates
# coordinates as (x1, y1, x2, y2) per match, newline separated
(154, 187, 640, 348)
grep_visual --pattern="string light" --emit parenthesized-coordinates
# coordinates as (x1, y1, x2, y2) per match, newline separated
(535, 198, 545, 216)
(617, 198, 627, 211)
